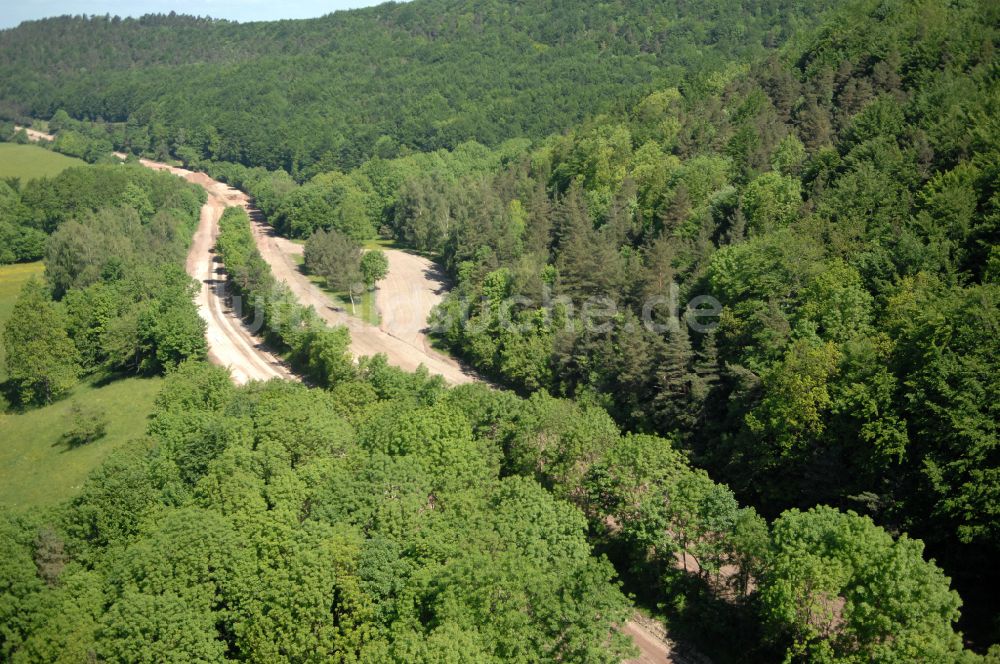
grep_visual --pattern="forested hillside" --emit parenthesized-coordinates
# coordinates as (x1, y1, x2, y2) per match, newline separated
(412, 0, 999, 644)
(0, 0, 837, 172)
(175, 0, 999, 648)
(1, 0, 998, 660)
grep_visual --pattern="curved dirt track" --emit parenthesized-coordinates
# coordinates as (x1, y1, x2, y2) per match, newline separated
(23, 127, 682, 660)
(12, 127, 289, 385)
(250, 222, 477, 384)
(127, 157, 293, 385)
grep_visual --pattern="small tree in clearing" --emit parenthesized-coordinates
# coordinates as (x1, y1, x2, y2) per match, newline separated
(360, 250, 389, 290)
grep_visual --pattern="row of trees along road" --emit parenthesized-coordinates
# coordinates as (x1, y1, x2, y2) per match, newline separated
(2, 164, 207, 406)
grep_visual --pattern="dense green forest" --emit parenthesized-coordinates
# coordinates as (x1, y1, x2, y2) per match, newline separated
(1, 164, 207, 405)
(0, 0, 838, 172)
(1, 0, 999, 660)
(174, 0, 1000, 646)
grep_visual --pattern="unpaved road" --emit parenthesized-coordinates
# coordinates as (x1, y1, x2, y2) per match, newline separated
(235, 205, 682, 660)
(14, 124, 290, 385)
(121, 155, 293, 385)
(624, 621, 673, 663)
(181, 171, 293, 384)
(250, 221, 477, 384)
(623, 616, 700, 664)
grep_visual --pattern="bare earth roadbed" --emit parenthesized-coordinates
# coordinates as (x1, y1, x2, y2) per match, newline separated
(132, 158, 293, 384)
(249, 219, 477, 384)
(17, 128, 289, 384)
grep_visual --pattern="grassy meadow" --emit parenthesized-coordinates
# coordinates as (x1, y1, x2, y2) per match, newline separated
(1, 263, 163, 510)
(0, 142, 84, 180)
(0, 375, 162, 510)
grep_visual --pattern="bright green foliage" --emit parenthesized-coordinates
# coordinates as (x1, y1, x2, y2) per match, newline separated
(0, 356, 640, 662)
(1, 162, 205, 397)
(61, 402, 108, 447)
(2, 278, 80, 404)
(796, 260, 872, 342)
(250, 382, 354, 466)
(301, 325, 355, 388)
(760, 506, 965, 663)
(584, 433, 690, 546)
(360, 250, 389, 289)
(746, 339, 841, 456)
(98, 590, 227, 663)
(583, 433, 767, 594)
(0, 515, 47, 658)
(227, 520, 370, 661)
(274, 176, 376, 239)
(0, 0, 997, 656)
(503, 391, 620, 499)
(741, 171, 802, 233)
(64, 442, 161, 554)
(1, 341, 976, 662)
(771, 134, 806, 177)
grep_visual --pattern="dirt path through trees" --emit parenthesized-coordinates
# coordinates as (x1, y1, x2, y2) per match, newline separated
(249, 220, 477, 384)
(17, 129, 681, 659)
(126, 156, 293, 384)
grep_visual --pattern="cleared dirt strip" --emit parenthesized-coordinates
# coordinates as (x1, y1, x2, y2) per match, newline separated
(127, 156, 294, 385)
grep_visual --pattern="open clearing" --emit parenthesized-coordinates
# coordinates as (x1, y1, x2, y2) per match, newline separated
(252, 219, 477, 384)
(0, 375, 162, 509)
(0, 142, 84, 180)
(375, 249, 451, 355)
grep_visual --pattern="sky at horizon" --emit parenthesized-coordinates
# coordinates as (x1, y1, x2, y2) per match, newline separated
(0, 0, 393, 29)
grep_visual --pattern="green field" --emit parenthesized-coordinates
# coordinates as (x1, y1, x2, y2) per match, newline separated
(0, 261, 44, 382)
(0, 375, 162, 510)
(0, 142, 85, 180)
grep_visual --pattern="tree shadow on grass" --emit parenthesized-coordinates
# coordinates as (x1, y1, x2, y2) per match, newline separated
(0, 378, 25, 413)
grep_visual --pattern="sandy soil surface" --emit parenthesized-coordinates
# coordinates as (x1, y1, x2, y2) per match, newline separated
(126, 157, 293, 385)
(14, 125, 55, 142)
(624, 620, 674, 663)
(375, 250, 451, 352)
(250, 221, 477, 384)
